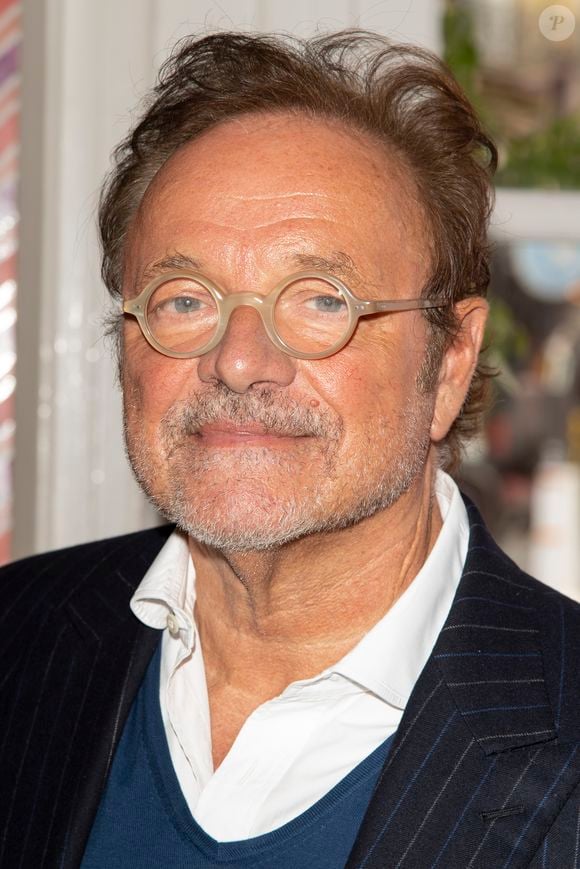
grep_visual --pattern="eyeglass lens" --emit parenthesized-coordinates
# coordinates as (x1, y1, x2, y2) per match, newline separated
(147, 277, 218, 353)
(145, 276, 351, 355)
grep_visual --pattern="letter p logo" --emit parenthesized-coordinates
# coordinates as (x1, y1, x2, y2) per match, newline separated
(539, 5, 576, 41)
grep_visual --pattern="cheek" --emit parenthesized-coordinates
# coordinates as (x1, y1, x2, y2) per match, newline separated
(123, 332, 201, 422)
(305, 347, 405, 441)
(322, 326, 422, 398)
(309, 325, 430, 451)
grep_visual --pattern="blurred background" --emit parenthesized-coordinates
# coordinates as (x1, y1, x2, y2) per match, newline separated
(2, 0, 579, 598)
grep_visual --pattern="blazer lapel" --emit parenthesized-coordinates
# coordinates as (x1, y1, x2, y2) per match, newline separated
(57, 616, 160, 868)
(347, 500, 580, 869)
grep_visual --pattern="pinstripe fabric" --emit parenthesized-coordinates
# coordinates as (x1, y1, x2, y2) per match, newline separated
(347, 503, 580, 868)
(1, 502, 580, 868)
(0, 525, 171, 869)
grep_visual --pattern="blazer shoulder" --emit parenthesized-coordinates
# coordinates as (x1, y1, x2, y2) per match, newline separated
(525, 570, 580, 743)
(0, 524, 172, 684)
(520, 571, 580, 744)
(465, 495, 579, 607)
(464, 497, 580, 742)
(0, 524, 174, 610)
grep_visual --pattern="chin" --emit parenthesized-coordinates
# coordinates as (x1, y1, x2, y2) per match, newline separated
(150, 464, 422, 553)
(158, 484, 326, 551)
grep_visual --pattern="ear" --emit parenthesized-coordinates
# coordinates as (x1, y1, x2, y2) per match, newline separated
(430, 297, 489, 443)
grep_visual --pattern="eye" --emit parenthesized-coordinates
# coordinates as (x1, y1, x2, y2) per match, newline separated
(170, 295, 203, 314)
(308, 294, 347, 314)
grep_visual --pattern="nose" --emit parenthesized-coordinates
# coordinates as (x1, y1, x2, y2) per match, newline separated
(196, 305, 297, 393)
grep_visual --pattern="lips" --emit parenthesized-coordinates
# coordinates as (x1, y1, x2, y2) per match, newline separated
(198, 421, 280, 436)
(194, 421, 304, 445)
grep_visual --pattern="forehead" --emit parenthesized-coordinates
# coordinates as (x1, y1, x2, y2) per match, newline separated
(125, 112, 429, 288)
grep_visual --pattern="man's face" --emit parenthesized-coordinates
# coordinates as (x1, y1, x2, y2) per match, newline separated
(122, 113, 438, 550)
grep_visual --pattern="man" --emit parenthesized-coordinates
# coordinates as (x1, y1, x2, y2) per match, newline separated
(1, 31, 579, 868)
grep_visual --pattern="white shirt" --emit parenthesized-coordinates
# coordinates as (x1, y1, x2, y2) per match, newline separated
(130, 471, 469, 841)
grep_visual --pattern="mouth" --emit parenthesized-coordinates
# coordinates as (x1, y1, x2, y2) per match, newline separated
(195, 421, 309, 447)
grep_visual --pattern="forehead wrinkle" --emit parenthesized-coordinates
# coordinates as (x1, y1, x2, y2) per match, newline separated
(195, 214, 329, 232)
(202, 189, 341, 231)
(225, 192, 330, 201)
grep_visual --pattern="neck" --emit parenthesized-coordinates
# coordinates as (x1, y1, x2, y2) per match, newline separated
(191, 459, 442, 696)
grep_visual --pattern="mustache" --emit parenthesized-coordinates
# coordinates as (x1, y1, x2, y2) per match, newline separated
(160, 386, 344, 441)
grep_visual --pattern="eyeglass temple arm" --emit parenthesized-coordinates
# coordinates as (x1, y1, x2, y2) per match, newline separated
(124, 299, 145, 315)
(355, 298, 443, 314)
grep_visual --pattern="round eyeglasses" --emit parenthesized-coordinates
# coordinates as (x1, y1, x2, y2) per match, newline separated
(123, 269, 445, 361)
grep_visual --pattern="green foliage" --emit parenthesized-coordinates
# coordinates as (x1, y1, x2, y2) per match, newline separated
(496, 115, 580, 189)
(443, 1, 580, 191)
(442, 3, 480, 103)
(486, 299, 529, 365)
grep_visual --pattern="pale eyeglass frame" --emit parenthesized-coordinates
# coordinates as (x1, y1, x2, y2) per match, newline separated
(123, 269, 445, 361)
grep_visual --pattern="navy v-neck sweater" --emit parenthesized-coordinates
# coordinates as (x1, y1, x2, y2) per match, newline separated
(82, 645, 394, 868)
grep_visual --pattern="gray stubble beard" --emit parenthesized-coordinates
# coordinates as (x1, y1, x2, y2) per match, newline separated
(124, 382, 434, 552)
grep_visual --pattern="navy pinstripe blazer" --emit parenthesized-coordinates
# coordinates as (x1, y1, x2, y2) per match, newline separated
(1, 500, 580, 868)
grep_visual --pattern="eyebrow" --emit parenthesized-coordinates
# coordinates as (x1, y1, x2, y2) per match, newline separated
(136, 249, 364, 290)
(137, 253, 204, 288)
(291, 251, 364, 287)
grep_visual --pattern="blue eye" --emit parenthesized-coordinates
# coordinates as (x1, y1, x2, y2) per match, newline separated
(172, 296, 201, 313)
(310, 295, 346, 313)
